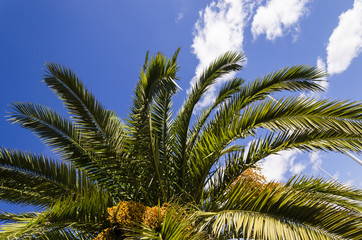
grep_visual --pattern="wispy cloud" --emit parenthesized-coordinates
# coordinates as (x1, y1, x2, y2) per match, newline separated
(326, 0, 362, 75)
(333, 170, 340, 180)
(310, 151, 323, 174)
(176, 12, 184, 23)
(190, 0, 259, 111)
(251, 0, 311, 40)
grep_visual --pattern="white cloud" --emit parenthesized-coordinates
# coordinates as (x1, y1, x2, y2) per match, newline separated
(310, 151, 323, 174)
(251, 0, 311, 40)
(316, 57, 329, 91)
(260, 150, 300, 182)
(290, 161, 307, 175)
(327, 0, 362, 75)
(191, 0, 259, 111)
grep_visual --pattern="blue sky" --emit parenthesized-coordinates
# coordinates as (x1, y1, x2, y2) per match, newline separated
(0, 0, 362, 213)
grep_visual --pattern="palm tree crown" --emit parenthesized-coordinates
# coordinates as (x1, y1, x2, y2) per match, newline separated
(0, 49, 361, 239)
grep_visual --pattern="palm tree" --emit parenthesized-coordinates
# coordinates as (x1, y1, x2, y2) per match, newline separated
(0, 49, 361, 239)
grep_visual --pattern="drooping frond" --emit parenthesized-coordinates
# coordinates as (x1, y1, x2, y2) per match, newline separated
(243, 130, 362, 167)
(0, 185, 110, 239)
(285, 175, 362, 212)
(187, 96, 362, 201)
(207, 65, 327, 136)
(0, 148, 93, 207)
(8, 102, 119, 190)
(238, 65, 326, 106)
(202, 178, 362, 239)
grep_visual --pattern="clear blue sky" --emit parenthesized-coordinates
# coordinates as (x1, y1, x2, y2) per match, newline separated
(1, 0, 361, 213)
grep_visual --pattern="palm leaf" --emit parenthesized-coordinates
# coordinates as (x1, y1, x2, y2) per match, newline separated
(0, 185, 110, 239)
(173, 52, 245, 191)
(44, 62, 125, 157)
(8, 102, 119, 190)
(202, 178, 362, 239)
(0, 148, 94, 207)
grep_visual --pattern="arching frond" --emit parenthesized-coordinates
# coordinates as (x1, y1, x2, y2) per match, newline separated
(239, 65, 326, 104)
(8, 102, 119, 190)
(187, 78, 245, 153)
(44, 63, 125, 156)
(173, 52, 245, 191)
(0, 186, 110, 239)
(285, 175, 362, 212)
(0, 148, 94, 207)
(202, 178, 362, 239)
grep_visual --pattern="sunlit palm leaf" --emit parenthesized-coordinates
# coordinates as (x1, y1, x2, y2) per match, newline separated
(203, 178, 362, 239)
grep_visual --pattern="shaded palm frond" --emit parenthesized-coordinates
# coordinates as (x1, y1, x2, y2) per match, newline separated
(0, 212, 38, 223)
(207, 65, 326, 136)
(202, 210, 342, 240)
(243, 129, 362, 167)
(128, 206, 209, 240)
(188, 97, 362, 200)
(150, 89, 175, 200)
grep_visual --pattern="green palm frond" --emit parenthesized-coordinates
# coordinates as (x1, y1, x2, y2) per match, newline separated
(203, 178, 362, 239)
(202, 210, 342, 240)
(205, 65, 326, 134)
(173, 52, 245, 191)
(0, 212, 38, 223)
(244, 130, 362, 167)
(285, 175, 362, 212)
(187, 96, 362, 200)
(238, 64, 326, 105)
(187, 78, 245, 153)
(126, 49, 180, 203)
(150, 90, 175, 200)
(9, 102, 83, 154)
(0, 185, 110, 239)
(44, 62, 124, 155)
(128, 206, 208, 240)
(0, 148, 93, 206)
(8, 102, 125, 191)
